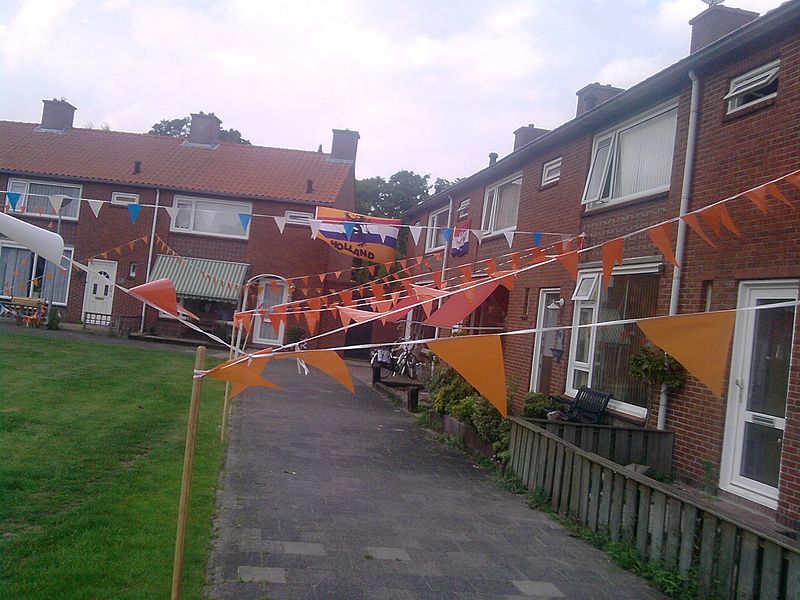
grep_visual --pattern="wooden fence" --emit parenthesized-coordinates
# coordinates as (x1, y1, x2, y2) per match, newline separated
(526, 419, 674, 477)
(509, 417, 800, 599)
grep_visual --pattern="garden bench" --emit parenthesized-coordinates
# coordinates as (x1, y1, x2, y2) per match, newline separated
(4, 297, 48, 327)
(372, 366, 424, 413)
(549, 386, 613, 424)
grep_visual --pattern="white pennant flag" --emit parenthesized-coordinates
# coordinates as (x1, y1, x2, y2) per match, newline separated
(87, 198, 103, 218)
(273, 215, 287, 234)
(472, 229, 486, 245)
(503, 227, 516, 248)
(164, 205, 180, 224)
(309, 220, 321, 240)
(49, 194, 66, 213)
(408, 225, 423, 245)
(374, 224, 388, 243)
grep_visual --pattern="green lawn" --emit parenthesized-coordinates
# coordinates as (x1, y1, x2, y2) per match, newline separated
(0, 331, 226, 600)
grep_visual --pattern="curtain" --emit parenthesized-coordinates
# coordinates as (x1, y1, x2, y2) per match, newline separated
(0, 247, 34, 296)
(494, 179, 521, 230)
(27, 182, 80, 217)
(615, 108, 677, 198)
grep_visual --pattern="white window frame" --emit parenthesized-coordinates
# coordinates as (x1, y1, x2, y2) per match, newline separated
(542, 157, 562, 186)
(169, 195, 252, 240)
(285, 210, 313, 226)
(481, 172, 522, 236)
(0, 242, 74, 306)
(6, 178, 81, 221)
(253, 277, 290, 345)
(566, 263, 661, 419)
(425, 206, 450, 252)
(111, 192, 139, 205)
(724, 59, 780, 114)
(456, 199, 470, 220)
(581, 100, 678, 209)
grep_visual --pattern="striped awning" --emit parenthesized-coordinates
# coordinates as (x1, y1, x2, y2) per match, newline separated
(149, 255, 249, 303)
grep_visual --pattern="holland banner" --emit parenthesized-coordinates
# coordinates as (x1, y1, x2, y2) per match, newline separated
(451, 218, 471, 257)
(314, 207, 401, 263)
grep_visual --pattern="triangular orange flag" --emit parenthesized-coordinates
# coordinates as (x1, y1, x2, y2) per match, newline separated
(368, 265, 377, 276)
(272, 349, 355, 393)
(128, 278, 193, 319)
(233, 311, 254, 335)
(319, 273, 326, 283)
(646, 223, 680, 268)
(700, 204, 740, 237)
(337, 305, 375, 324)
(460, 264, 472, 280)
(372, 299, 394, 313)
(786, 172, 800, 193)
(308, 296, 322, 311)
(743, 187, 769, 214)
(268, 310, 286, 333)
(207, 359, 279, 399)
(766, 183, 795, 210)
(601, 239, 624, 291)
(370, 282, 385, 301)
(399, 259, 408, 269)
(485, 258, 497, 276)
(335, 271, 343, 280)
(510, 252, 521, 271)
(421, 299, 435, 317)
(431, 272, 443, 289)
(304, 309, 320, 335)
(427, 335, 507, 417)
(636, 311, 735, 397)
(493, 271, 516, 290)
(340, 289, 353, 306)
(682, 213, 718, 249)
(557, 251, 579, 281)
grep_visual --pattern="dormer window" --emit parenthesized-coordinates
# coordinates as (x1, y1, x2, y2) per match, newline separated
(724, 59, 779, 114)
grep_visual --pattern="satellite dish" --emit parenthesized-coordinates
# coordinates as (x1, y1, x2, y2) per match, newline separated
(701, 0, 725, 5)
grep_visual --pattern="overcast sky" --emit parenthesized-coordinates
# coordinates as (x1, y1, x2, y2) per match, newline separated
(0, 0, 786, 182)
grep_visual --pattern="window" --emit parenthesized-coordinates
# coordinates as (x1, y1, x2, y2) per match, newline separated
(170, 196, 252, 239)
(582, 102, 677, 207)
(254, 278, 289, 345)
(456, 199, 470, 220)
(482, 174, 521, 234)
(7, 179, 81, 220)
(111, 192, 139, 205)
(567, 267, 660, 418)
(425, 206, 449, 251)
(0, 243, 73, 305)
(285, 210, 313, 226)
(724, 59, 779, 114)
(542, 157, 562, 186)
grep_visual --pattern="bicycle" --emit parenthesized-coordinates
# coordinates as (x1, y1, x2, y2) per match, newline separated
(370, 338, 419, 379)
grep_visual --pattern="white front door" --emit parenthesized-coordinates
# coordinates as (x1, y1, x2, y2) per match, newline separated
(720, 280, 798, 509)
(530, 289, 562, 393)
(83, 260, 117, 325)
(253, 279, 288, 345)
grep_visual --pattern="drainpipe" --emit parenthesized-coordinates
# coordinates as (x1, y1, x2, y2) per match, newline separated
(434, 195, 455, 339)
(658, 70, 700, 430)
(139, 188, 160, 334)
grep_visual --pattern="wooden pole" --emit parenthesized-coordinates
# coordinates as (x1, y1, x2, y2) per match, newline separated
(171, 345, 206, 600)
(220, 381, 232, 443)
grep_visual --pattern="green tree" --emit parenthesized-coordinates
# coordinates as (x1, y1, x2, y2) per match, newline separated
(356, 170, 430, 218)
(148, 115, 251, 145)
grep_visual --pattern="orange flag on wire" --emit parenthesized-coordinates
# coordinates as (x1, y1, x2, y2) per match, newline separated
(557, 251, 579, 280)
(273, 349, 354, 393)
(700, 204, 740, 237)
(485, 258, 497, 276)
(460, 264, 472, 280)
(636, 311, 735, 397)
(268, 310, 286, 333)
(233, 311, 254, 336)
(304, 309, 320, 335)
(427, 335, 507, 416)
(207, 359, 279, 399)
(744, 187, 769, 214)
(682, 213, 718, 249)
(601, 239, 624, 291)
(370, 282, 385, 301)
(431, 271, 443, 289)
(340, 289, 354, 306)
(766, 183, 795, 209)
(646, 223, 680, 268)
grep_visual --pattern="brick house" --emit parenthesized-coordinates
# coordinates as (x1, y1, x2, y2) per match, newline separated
(405, 2, 800, 528)
(1, 101, 358, 348)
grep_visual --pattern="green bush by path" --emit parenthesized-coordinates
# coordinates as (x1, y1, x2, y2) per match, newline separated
(0, 332, 226, 600)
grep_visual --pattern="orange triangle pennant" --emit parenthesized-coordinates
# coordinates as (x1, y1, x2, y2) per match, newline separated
(743, 187, 769, 214)
(304, 309, 320, 335)
(207, 359, 279, 399)
(636, 311, 735, 397)
(431, 272, 443, 289)
(427, 335, 507, 417)
(370, 282, 385, 301)
(766, 183, 795, 210)
(272, 349, 354, 393)
(601, 239, 624, 291)
(485, 258, 497, 276)
(308, 296, 322, 311)
(510, 252, 521, 271)
(557, 251, 579, 281)
(646, 223, 680, 268)
(682, 213, 718, 249)
(460, 264, 473, 280)
(340, 289, 354, 306)
(268, 310, 286, 333)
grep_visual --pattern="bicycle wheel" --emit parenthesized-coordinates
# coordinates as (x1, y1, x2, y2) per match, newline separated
(405, 355, 418, 380)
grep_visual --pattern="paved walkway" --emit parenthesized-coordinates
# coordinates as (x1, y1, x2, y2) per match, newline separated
(206, 360, 665, 600)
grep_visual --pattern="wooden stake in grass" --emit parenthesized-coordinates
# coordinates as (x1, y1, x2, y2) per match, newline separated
(171, 345, 206, 600)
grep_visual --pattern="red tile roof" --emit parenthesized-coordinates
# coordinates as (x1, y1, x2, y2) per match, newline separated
(0, 121, 352, 205)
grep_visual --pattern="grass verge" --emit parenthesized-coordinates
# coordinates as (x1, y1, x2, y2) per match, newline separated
(0, 332, 226, 600)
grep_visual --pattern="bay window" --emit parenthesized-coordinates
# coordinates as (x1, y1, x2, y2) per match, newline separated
(567, 267, 660, 418)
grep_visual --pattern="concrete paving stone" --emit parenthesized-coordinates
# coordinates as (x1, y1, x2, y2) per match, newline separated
(237, 565, 288, 584)
(512, 580, 566, 597)
(364, 546, 412, 561)
(363, 588, 417, 600)
(207, 581, 268, 600)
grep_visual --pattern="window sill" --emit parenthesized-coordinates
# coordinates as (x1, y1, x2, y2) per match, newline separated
(168, 228, 249, 241)
(481, 227, 516, 242)
(16, 212, 79, 222)
(722, 96, 776, 123)
(538, 179, 559, 191)
(582, 191, 667, 216)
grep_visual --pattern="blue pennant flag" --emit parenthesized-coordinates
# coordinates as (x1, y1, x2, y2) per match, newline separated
(128, 203, 141, 223)
(533, 232, 543, 247)
(343, 221, 356, 241)
(239, 213, 252, 232)
(442, 228, 453, 243)
(6, 192, 21, 211)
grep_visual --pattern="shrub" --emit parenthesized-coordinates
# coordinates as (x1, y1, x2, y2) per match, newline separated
(426, 364, 475, 415)
(523, 392, 561, 419)
(449, 394, 479, 428)
(471, 396, 510, 446)
(285, 326, 307, 344)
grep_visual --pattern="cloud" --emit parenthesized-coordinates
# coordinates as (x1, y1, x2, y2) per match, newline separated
(658, 0, 785, 27)
(597, 55, 672, 88)
(0, 0, 78, 70)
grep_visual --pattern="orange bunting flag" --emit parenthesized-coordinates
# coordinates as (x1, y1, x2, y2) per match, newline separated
(485, 258, 497, 276)
(786, 172, 800, 192)
(493, 271, 516, 291)
(510, 252, 521, 271)
(460, 264, 473, 280)
(372, 299, 394, 313)
(337, 305, 375, 325)
(340, 289, 354, 306)
(368, 265, 377, 276)
(370, 282, 385, 301)
(700, 204, 740, 237)
(427, 335, 507, 417)
(233, 311, 254, 335)
(646, 223, 680, 268)
(682, 213, 718, 249)
(557, 250, 579, 281)
(207, 359, 278, 399)
(744, 187, 769, 214)
(399, 259, 408, 269)
(335, 270, 343, 280)
(272, 349, 355, 393)
(766, 183, 795, 210)
(421, 299, 436, 317)
(308, 296, 322, 311)
(268, 310, 286, 333)
(601, 239, 625, 291)
(128, 278, 198, 320)
(304, 309, 320, 335)
(389, 291, 402, 306)
(318, 273, 326, 283)
(636, 311, 735, 397)
(431, 271, 443, 289)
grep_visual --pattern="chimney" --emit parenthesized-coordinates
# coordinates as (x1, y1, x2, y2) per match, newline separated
(39, 98, 76, 131)
(187, 112, 221, 146)
(488, 152, 498, 166)
(513, 124, 549, 151)
(330, 129, 360, 161)
(575, 83, 625, 117)
(689, 5, 758, 53)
